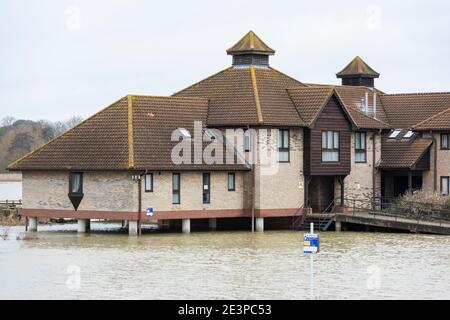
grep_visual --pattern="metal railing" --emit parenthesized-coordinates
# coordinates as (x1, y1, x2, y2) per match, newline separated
(292, 203, 308, 230)
(338, 197, 450, 227)
(0, 200, 22, 209)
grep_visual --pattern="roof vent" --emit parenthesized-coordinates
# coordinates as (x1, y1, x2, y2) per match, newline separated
(227, 31, 275, 67)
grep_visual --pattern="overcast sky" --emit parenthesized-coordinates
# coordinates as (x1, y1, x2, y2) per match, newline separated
(1, 0, 449, 121)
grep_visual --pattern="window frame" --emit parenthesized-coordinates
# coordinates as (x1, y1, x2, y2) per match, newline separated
(441, 133, 450, 150)
(172, 173, 181, 204)
(278, 129, 290, 163)
(355, 131, 367, 163)
(144, 173, 153, 192)
(244, 129, 251, 152)
(321, 130, 340, 163)
(69, 172, 83, 194)
(228, 172, 236, 191)
(441, 176, 450, 195)
(202, 173, 210, 204)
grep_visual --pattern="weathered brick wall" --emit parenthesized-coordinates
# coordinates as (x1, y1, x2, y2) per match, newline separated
(422, 133, 450, 192)
(141, 171, 246, 211)
(255, 128, 304, 209)
(22, 171, 138, 212)
(335, 131, 381, 208)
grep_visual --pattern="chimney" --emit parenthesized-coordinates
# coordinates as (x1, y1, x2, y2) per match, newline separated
(336, 56, 380, 88)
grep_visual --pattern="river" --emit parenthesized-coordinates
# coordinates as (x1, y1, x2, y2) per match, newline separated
(0, 223, 449, 300)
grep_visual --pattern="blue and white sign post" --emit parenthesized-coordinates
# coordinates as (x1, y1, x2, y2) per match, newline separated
(304, 223, 320, 300)
(146, 207, 154, 217)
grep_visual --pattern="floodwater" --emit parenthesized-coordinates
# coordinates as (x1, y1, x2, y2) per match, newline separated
(0, 223, 449, 300)
(0, 181, 22, 200)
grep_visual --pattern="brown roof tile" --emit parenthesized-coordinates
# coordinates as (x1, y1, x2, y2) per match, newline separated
(412, 107, 450, 131)
(173, 66, 307, 126)
(9, 96, 250, 171)
(381, 92, 450, 128)
(336, 56, 379, 78)
(226, 31, 275, 55)
(379, 137, 432, 169)
(286, 87, 334, 125)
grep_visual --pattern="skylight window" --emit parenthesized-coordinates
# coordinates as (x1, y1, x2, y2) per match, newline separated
(178, 128, 191, 138)
(404, 130, 414, 139)
(389, 129, 401, 139)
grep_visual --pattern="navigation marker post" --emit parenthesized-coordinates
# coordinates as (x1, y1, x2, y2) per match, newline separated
(304, 222, 320, 300)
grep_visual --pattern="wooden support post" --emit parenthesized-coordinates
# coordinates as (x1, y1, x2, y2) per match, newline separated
(408, 171, 413, 193)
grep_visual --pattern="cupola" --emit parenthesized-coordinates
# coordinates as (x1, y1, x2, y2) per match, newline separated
(226, 31, 275, 67)
(336, 56, 379, 87)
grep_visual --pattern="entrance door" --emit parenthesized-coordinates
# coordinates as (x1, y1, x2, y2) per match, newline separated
(308, 176, 335, 212)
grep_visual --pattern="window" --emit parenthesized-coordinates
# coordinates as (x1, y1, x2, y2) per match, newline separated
(404, 130, 414, 139)
(278, 129, 290, 162)
(355, 132, 367, 163)
(228, 173, 235, 191)
(442, 177, 450, 195)
(389, 129, 401, 139)
(202, 173, 210, 204)
(244, 129, 251, 152)
(441, 133, 450, 150)
(178, 128, 191, 139)
(69, 173, 83, 194)
(322, 131, 340, 162)
(145, 173, 153, 192)
(172, 173, 180, 204)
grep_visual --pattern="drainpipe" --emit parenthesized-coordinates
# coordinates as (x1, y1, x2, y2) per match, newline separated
(432, 130, 437, 192)
(137, 170, 146, 235)
(251, 128, 256, 232)
(372, 131, 379, 209)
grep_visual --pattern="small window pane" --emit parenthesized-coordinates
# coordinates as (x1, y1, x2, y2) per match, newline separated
(322, 151, 339, 162)
(145, 174, 153, 192)
(442, 134, 449, 149)
(228, 173, 235, 191)
(172, 193, 180, 204)
(244, 130, 251, 151)
(279, 150, 289, 162)
(327, 131, 333, 149)
(283, 130, 289, 148)
(322, 131, 327, 148)
(442, 178, 449, 195)
(333, 132, 339, 149)
(355, 151, 366, 162)
(70, 173, 82, 193)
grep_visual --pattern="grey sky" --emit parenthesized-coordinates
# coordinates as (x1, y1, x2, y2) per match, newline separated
(1, 0, 449, 121)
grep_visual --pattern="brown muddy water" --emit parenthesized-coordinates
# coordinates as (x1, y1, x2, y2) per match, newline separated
(0, 222, 449, 300)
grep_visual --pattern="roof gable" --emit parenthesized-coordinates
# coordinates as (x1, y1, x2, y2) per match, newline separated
(413, 107, 450, 131)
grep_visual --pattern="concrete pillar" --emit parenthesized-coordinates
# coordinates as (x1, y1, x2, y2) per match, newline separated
(256, 217, 264, 232)
(335, 220, 342, 232)
(182, 219, 191, 234)
(128, 220, 138, 236)
(77, 219, 89, 233)
(28, 217, 37, 232)
(209, 218, 217, 231)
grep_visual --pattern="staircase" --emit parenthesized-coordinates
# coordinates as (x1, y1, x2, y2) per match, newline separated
(292, 200, 336, 231)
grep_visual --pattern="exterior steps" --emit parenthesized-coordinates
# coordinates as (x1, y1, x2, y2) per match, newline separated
(295, 214, 335, 231)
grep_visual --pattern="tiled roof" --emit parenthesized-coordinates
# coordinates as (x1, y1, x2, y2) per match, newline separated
(286, 87, 334, 125)
(173, 66, 307, 126)
(8, 96, 250, 171)
(226, 31, 275, 55)
(412, 108, 450, 131)
(288, 86, 391, 129)
(379, 137, 432, 169)
(380, 92, 450, 128)
(336, 56, 379, 78)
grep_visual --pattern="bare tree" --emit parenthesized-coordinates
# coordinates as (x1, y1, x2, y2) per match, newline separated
(1, 116, 15, 127)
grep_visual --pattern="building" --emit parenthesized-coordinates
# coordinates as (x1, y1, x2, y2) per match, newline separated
(8, 31, 450, 235)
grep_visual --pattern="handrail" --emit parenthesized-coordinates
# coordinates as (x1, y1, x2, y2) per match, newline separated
(292, 203, 308, 230)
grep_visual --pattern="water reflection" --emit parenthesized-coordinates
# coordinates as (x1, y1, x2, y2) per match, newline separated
(0, 223, 449, 300)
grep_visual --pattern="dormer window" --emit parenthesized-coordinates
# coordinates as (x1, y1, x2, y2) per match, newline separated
(389, 129, 401, 139)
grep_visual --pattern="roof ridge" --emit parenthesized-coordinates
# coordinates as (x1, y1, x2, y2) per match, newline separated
(8, 95, 129, 170)
(172, 67, 233, 96)
(127, 96, 135, 169)
(131, 94, 208, 101)
(413, 107, 450, 128)
(250, 65, 264, 124)
(285, 89, 307, 125)
(381, 92, 450, 96)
